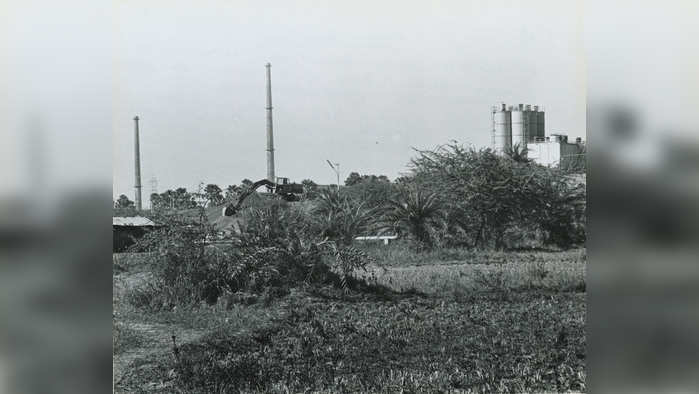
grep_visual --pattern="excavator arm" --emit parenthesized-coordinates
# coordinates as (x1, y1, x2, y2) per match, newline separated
(222, 178, 304, 217)
(222, 179, 274, 216)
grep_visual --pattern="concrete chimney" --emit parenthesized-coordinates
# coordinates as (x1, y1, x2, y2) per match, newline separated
(133, 116, 142, 210)
(265, 63, 275, 183)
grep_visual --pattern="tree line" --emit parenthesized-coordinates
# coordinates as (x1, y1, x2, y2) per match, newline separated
(115, 143, 585, 249)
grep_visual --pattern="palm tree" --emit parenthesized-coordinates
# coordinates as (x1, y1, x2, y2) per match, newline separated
(380, 188, 443, 250)
(312, 189, 374, 246)
(505, 143, 532, 163)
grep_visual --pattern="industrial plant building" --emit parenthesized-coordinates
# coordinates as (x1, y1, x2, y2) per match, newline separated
(491, 103, 585, 168)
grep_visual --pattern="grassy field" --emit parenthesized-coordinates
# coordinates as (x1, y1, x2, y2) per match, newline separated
(113, 247, 586, 393)
(360, 246, 586, 296)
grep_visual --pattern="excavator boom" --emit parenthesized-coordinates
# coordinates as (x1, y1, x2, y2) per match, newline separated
(222, 178, 302, 216)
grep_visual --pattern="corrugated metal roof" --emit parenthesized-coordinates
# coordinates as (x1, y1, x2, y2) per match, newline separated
(112, 216, 157, 226)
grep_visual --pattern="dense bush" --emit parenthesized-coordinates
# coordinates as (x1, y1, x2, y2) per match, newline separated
(130, 202, 379, 310)
(343, 173, 397, 210)
(405, 143, 586, 249)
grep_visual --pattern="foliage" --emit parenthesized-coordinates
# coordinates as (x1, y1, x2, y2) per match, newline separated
(120, 292, 585, 393)
(237, 201, 378, 291)
(345, 172, 390, 186)
(203, 183, 224, 206)
(310, 189, 376, 246)
(379, 187, 443, 250)
(343, 173, 397, 210)
(409, 143, 586, 249)
(322, 241, 374, 290)
(224, 184, 240, 203)
(131, 200, 378, 309)
(115, 194, 134, 208)
(560, 143, 587, 174)
(113, 321, 143, 355)
(150, 187, 197, 210)
(129, 207, 219, 307)
(300, 179, 319, 200)
(504, 143, 532, 163)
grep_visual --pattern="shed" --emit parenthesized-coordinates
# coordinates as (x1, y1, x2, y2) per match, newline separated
(113, 216, 159, 252)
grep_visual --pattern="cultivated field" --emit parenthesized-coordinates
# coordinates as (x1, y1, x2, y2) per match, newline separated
(113, 248, 586, 393)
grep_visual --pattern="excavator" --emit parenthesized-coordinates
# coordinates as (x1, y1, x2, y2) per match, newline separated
(222, 177, 303, 216)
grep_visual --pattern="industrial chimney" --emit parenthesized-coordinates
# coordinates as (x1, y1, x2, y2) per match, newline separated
(265, 63, 275, 183)
(133, 116, 142, 211)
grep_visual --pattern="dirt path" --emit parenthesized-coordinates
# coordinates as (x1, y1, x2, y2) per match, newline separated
(113, 320, 207, 392)
(113, 268, 207, 392)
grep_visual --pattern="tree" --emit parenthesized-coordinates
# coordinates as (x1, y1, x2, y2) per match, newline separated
(174, 187, 197, 209)
(394, 175, 414, 186)
(204, 184, 224, 206)
(311, 189, 375, 246)
(379, 188, 443, 250)
(115, 194, 134, 208)
(224, 185, 240, 202)
(150, 193, 162, 210)
(344, 175, 396, 210)
(344, 172, 362, 186)
(154, 188, 197, 210)
(409, 143, 585, 249)
(241, 179, 253, 187)
(345, 172, 391, 187)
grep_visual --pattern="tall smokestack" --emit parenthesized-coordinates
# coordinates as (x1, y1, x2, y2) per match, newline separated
(133, 116, 142, 211)
(265, 63, 275, 183)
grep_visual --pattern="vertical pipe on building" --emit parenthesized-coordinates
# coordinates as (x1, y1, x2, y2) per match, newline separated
(133, 116, 142, 211)
(265, 63, 275, 183)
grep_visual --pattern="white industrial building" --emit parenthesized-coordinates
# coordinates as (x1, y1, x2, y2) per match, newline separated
(491, 103, 585, 168)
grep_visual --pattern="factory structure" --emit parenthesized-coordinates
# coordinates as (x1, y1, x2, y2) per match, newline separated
(491, 103, 585, 168)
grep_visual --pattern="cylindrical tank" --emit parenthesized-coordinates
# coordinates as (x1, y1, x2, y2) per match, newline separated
(492, 105, 511, 153)
(537, 111, 545, 140)
(528, 109, 538, 142)
(511, 107, 526, 150)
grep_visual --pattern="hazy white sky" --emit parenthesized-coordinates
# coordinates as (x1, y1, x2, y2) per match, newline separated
(109, 0, 585, 200)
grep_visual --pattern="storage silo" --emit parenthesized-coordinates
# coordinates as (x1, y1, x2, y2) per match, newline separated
(511, 104, 526, 150)
(492, 103, 511, 153)
(528, 105, 539, 142)
(537, 109, 545, 140)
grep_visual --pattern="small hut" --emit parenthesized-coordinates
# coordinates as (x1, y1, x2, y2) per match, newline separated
(112, 216, 159, 252)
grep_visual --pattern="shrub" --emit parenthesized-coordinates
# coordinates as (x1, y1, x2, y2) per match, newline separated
(408, 143, 586, 249)
(379, 187, 443, 251)
(130, 203, 377, 309)
(309, 189, 376, 246)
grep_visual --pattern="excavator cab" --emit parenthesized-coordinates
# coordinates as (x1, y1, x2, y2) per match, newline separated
(275, 177, 304, 195)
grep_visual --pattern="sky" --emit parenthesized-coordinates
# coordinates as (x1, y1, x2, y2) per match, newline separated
(110, 0, 585, 202)
(0, 0, 584, 202)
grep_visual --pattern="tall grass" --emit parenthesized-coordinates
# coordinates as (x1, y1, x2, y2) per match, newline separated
(360, 241, 584, 267)
(357, 245, 586, 295)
